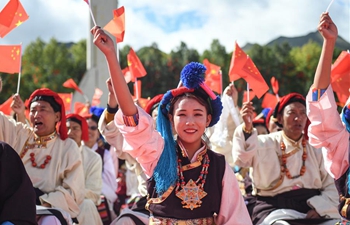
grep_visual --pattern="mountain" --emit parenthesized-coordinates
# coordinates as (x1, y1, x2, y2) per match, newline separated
(243, 31, 350, 51)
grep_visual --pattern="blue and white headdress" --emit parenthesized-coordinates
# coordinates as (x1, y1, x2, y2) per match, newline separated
(153, 62, 223, 195)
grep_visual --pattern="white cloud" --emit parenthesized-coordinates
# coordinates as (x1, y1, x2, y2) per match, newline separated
(0, 0, 349, 54)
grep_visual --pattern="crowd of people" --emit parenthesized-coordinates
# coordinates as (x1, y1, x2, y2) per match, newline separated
(0, 12, 349, 225)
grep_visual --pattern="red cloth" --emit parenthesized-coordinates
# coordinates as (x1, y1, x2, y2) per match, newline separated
(103, 6, 125, 43)
(66, 113, 89, 142)
(144, 94, 164, 115)
(127, 48, 147, 79)
(331, 51, 350, 97)
(270, 77, 279, 95)
(0, 0, 19, 27)
(229, 42, 269, 98)
(203, 59, 222, 94)
(57, 93, 72, 112)
(0, 96, 12, 115)
(0, 45, 21, 74)
(0, 0, 28, 38)
(28, 88, 68, 140)
(63, 78, 83, 94)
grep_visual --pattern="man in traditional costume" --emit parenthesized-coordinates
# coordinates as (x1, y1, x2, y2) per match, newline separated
(0, 88, 85, 224)
(306, 13, 350, 223)
(66, 114, 103, 225)
(232, 93, 340, 225)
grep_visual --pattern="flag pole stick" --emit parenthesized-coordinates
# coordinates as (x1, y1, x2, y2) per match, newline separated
(247, 82, 251, 123)
(88, 5, 97, 26)
(135, 78, 139, 100)
(326, 0, 335, 12)
(70, 92, 74, 113)
(16, 43, 22, 94)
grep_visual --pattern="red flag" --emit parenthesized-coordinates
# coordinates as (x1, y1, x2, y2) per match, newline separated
(229, 42, 249, 82)
(261, 92, 278, 109)
(122, 67, 132, 83)
(203, 59, 222, 94)
(270, 77, 279, 95)
(331, 51, 350, 97)
(0, 0, 19, 27)
(0, 0, 28, 38)
(91, 88, 103, 106)
(243, 90, 256, 102)
(133, 80, 142, 99)
(57, 93, 72, 112)
(104, 6, 125, 43)
(137, 97, 150, 109)
(0, 96, 12, 115)
(83, 0, 89, 5)
(74, 102, 89, 116)
(63, 78, 83, 94)
(0, 45, 21, 74)
(127, 48, 147, 79)
(336, 92, 348, 108)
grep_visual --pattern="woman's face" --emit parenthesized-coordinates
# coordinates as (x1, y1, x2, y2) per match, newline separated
(86, 118, 100, 146)
(170, 97, 211, 151)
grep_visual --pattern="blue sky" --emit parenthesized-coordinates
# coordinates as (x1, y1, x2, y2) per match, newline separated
(0, 0, 349, 54)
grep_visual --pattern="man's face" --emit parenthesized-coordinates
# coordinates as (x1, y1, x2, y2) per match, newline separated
(29, 100, 60, 136)
(67, 120, 82, 146)
(278, 102, 307, 140)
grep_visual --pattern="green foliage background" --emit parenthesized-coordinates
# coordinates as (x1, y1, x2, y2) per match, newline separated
(0, 38, 342, 112)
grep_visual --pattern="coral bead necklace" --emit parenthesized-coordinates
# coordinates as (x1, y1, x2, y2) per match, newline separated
(280, 138, 307, 179)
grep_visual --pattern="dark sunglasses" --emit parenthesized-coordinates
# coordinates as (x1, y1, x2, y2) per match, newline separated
(88, 126, 98, 131)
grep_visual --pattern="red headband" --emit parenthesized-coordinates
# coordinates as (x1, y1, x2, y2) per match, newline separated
(66, 113, 89, 142)
(28, 88, 68, 140)
(145, 94, 164, 115)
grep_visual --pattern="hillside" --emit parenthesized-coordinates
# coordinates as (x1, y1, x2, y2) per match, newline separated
(243, 31, 350, 51)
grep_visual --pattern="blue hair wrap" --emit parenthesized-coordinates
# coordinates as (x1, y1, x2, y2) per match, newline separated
(153, 62, 223, 195)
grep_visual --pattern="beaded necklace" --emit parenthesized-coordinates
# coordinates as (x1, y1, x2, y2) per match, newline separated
(20, 132, 56, 169)
(280, 138, 307, 179)
(174, 140, 210, 210)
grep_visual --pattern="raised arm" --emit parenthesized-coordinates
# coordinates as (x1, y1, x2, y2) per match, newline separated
(312, 12, 338, 89)
(91, 26, 137, 116)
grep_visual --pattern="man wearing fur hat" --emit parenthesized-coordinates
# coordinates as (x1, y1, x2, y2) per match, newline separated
(1, 88, 85, 224)
(233, 91, 340, 224)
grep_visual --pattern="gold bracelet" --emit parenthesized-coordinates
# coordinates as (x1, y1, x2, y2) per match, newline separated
(242, 125, 253, 134)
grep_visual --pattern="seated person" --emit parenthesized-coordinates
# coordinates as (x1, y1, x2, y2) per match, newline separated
(2, 88, 85, 224)
(232, 93, 340, 225)
(66, 114, 103, 225)
(0, 141, 36, 225)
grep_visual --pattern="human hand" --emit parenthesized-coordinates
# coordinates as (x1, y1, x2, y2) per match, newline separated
(11, 93, 25, 115)
(240, 102, 254, 130)
(91, 26, 116, 56)
(106, 78, 118, 108)
(305, 209, 321, 219)
(224, 83, 238, 106)
(318, 12, 338, 41)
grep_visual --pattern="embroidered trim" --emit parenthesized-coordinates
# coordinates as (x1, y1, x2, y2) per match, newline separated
(122, 113, 139, 127)
(155, 216, 214, 225)
(105, 111, 115, 124)
(312, 88, 326, 101)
